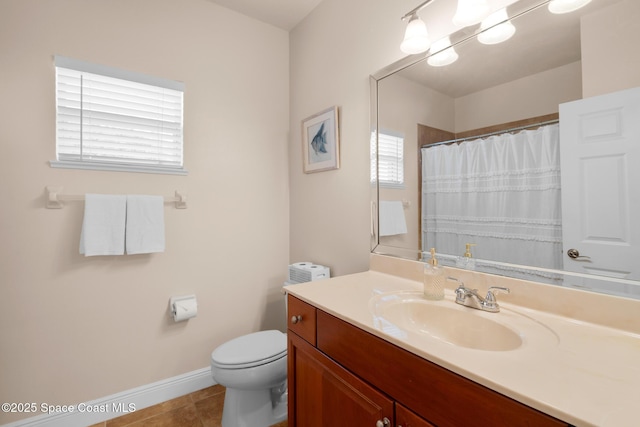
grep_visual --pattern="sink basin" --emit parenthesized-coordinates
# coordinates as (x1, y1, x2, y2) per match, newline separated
(370, 291, 558, 351)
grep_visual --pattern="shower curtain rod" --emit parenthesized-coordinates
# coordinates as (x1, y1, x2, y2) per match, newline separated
(422, 118, 559, 148)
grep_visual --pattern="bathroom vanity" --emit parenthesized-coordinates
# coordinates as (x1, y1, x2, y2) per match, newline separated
(285, 255, 640, 427)
(287, 296, 566, 426)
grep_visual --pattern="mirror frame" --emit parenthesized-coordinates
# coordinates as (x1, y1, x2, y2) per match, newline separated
(369, 0, 640, 299)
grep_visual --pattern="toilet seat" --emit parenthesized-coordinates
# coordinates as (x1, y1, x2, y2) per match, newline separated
(211, 330, 287, 369)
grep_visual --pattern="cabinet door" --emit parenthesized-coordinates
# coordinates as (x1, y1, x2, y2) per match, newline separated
(288, 331, 393, 427)
(396, 403, 435, 427)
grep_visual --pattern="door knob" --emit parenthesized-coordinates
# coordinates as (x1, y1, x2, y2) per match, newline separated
(376, 418, 390, 427)
(290, 315, 302, 324)
(567, 248, 591, 260)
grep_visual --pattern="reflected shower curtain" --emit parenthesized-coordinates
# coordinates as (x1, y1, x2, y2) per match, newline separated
(422, 124, 563, 281)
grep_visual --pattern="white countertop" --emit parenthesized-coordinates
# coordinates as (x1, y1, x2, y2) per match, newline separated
(285, 267, 640, 427)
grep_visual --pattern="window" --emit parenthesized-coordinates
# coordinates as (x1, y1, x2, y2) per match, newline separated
(52, 56, 186, 175)
(371, 130, 404, 189)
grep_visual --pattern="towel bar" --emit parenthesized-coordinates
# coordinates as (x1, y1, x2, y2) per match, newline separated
(45, 186, 187, 209)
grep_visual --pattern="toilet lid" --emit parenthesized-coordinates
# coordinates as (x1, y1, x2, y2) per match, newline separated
(211, 330, 287, 369)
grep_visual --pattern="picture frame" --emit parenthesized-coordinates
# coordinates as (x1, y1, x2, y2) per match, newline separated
(301, 106, 340, 173)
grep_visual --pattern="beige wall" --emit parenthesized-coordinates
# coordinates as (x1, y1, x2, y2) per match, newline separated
(581, 0, 640, 98)
(455, 61, 583, 132)
(0, 0, 289, 422)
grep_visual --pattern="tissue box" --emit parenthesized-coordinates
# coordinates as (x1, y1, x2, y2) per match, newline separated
(288, 262, 330, 284)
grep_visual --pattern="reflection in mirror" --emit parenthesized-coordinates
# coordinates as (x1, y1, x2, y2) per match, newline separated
(371, 0, 640, 299)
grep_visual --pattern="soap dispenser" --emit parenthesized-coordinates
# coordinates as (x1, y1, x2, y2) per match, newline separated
(424, 248, 445, 300)
(456, 243, 477, 270)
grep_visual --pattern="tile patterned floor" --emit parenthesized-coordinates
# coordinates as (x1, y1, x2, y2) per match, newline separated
(88, 385, 287, 427)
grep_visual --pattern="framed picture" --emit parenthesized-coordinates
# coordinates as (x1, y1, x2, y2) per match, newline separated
(301, 106, 340, 173)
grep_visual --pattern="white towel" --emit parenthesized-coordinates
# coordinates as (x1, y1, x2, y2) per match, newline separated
(379, 200, 407, 236)
(79, 194, 127, 256)
(125, 195, 165, 255)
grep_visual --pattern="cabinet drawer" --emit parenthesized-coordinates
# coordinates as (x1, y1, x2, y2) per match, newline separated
(287, 295, 316, 345)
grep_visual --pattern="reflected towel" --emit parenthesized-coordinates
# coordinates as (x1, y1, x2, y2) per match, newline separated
(379, 200, 407, 236)
(126, 195, 165, 255)
(79, 194, 127, 256)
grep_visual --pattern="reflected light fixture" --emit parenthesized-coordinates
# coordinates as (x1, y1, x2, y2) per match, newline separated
(400, 13, 431, 54)
(427, 37, 458, 67)
(548, 0, 592, 14)
(477, 8, 516, 45)
(452, 0, 491, 27)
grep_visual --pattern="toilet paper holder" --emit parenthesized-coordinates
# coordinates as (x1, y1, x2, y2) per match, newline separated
(169, 295, 197, 322)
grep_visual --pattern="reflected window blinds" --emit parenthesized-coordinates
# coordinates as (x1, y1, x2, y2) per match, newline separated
(371, 130, 404, 189)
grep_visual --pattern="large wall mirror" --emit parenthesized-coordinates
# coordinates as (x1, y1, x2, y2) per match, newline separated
(371, 0, 640, 299)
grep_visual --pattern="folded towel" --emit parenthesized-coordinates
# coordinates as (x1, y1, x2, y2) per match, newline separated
(379, 200, 407, 236)
(79, 194, 127, 256)
(125, 195, 165, 255)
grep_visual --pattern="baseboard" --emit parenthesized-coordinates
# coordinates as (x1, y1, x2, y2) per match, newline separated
(2, 367, 215, 427)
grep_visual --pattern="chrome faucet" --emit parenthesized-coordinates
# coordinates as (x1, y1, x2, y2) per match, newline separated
(447, 277, 510, 313)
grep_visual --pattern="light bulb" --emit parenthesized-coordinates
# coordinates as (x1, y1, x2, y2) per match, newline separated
(401, 14, 430, 54)
(548, 0, 592, 14)
(427, 37, 458, 67)
(453, 0, 491, 27)
(478, 8, 516, 45)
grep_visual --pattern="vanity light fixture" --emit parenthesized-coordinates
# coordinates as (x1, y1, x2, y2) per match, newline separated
(548, 0, 592, 14)
(401, 13, 431, 54)
(400, 0, 494, 54)
(400, 0, 439, 54)
(427, 37, 459, 67)
(452, 0, 491, 27)
(477, 8, 516, 45)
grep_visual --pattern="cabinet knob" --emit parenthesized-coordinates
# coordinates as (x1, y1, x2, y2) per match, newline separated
(376, 417, 390, 427)
(290, 315, 302, 324)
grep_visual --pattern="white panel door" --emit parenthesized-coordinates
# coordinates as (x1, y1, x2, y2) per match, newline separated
(559, 86, 640, 280)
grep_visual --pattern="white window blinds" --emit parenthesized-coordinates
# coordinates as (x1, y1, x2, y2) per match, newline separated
(371, 130, 404, 189)
(53, 56, 186, 174)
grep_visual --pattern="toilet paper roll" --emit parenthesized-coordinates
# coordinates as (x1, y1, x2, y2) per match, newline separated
(172, 297, 197, 322)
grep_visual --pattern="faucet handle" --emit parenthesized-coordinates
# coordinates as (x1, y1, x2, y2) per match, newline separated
(486, 286, 510, 299)
(484, 287, 510, 311)
(448, 277, 468, 304)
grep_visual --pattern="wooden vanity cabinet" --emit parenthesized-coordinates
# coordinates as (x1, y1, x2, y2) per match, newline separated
(287, 295, 569, 427)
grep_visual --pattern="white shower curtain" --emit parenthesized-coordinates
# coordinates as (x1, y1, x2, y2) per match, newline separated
(422, 124, 563, 281)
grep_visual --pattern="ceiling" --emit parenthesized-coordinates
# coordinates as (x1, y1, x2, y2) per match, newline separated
(205, 0, 323, 30)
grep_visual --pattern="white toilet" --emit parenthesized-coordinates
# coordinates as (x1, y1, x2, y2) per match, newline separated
(210, 330, 288, 427)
